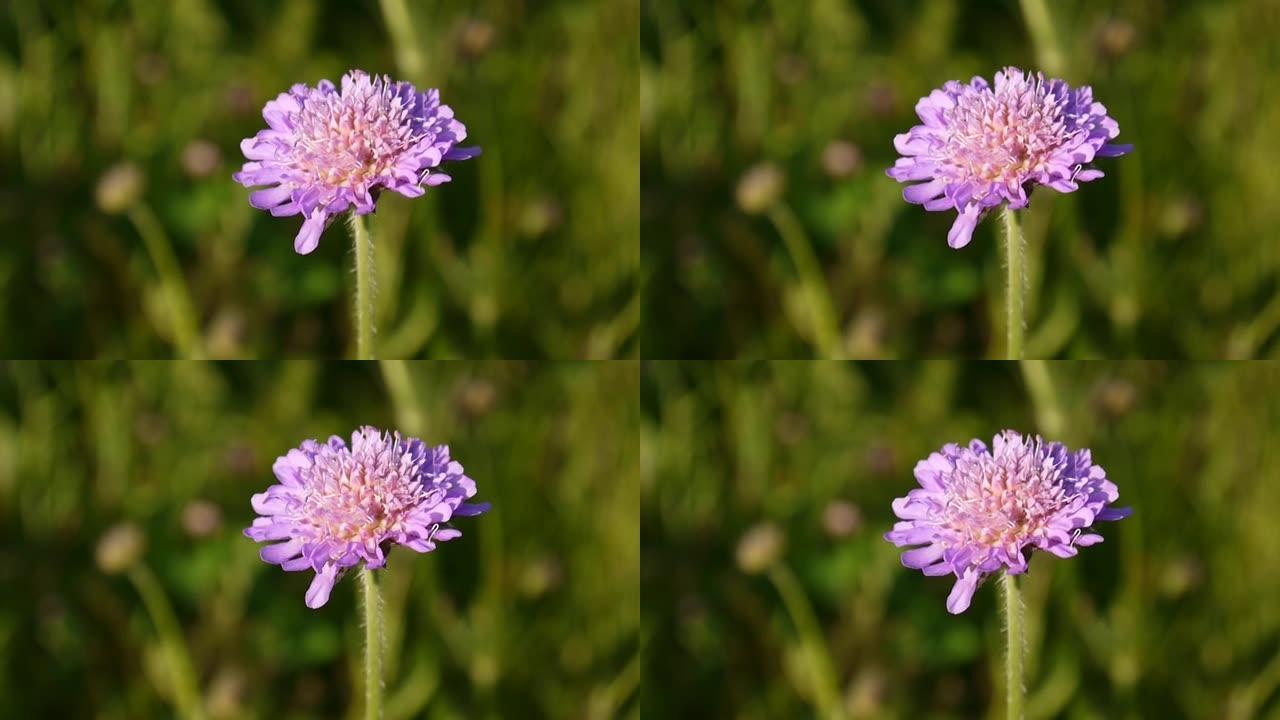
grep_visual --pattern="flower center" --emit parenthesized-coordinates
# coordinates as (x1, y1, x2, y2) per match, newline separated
(289, 85, 422, 192)
(941, 454, 1068, 550)
(941, 81, 1070, 186)
(297, 443, 432, 544)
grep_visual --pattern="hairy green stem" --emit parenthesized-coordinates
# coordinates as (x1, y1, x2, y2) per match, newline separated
(1019, 0, 1065, 76)
(128, 565, 205, 720)
(767, 204, 843, 359)
(362, 567, 383, 720)
(1003, 573, 1025, 720)
(1002, 208, 1026, 359)
(127, 205, 202, 359)
(350, 213, 375, 359)
(768, 565, 845, 720)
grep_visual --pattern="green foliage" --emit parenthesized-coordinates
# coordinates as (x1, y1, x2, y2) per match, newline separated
(0, 361, 640, 719)
(641, 361, 1280, 718)
(641, 0, 1280, 358)
(0, 0, 638, 358)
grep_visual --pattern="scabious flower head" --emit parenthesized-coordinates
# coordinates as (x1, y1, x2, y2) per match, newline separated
(884, 430, 1131, 614)
(886, 67, 1132, 249)
(245, 426, 489, 609)
(233, 70, 479, 255)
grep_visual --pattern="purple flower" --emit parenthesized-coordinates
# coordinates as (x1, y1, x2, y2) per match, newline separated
(885, 430, 1131, 614)
(233, 70, 479, 255)
(886, 67, 1132, 249)
(245, 426, 490, 609)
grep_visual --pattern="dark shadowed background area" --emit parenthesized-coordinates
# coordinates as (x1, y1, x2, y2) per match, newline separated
(0, 0, 638, 358)
(641, 360, 1280, 718)
(0, 360, 639, 718)
(641, 0, 1280, 358)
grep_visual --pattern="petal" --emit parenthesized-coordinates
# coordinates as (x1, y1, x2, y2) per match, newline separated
(249, 185, 293, 210)
(946, 569, 980, 614)
(901, 544, 944, 569)
(434, 528, 463, 541)
(1043, 542, 1079, 558)
(305, 564, 340, 609)
(1097, 507, 1132, 521)
(260, 538, 304, 565)
(294, 211, 327, 255)
(946, 205, 982, 249)
(903, 178, 946, 205)
(443, 146, 481, 161)
(884, 522, 934, 546)
(251, 489, 291, 515)
(1096, 143, 1133, 157)
(454, 502, 491, 517)
(1074, 533, 1105, 547)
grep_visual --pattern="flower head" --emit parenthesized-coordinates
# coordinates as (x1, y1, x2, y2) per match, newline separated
(885, 430, 1131, 614)
(887, 67, 1131, 249)
(245, 426, 489, 608)
(233, 70, 479, 254)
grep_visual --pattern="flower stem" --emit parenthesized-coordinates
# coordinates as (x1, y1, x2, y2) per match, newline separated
(767, 564, 846, 720)
(1002, 573, 1024, 720)
(127, 205, 203, 359)
(362, 567, 383, 720)
(766, 204, 843, 359)
(350, 213, 375, 359)
(1002, 207, 1025, 359)
(128, 565, 206, 720)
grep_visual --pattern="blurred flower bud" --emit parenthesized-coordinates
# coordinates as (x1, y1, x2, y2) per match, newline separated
(1092, 378, 1137, 419)
(95, 163, 145, 215)
(821, 140, 863, 179)
(455, 378, 498, 419)
(206, 666, 247, 720)
(182, 500, 223, 538)
(97, 523, 146, 574)
(1158, 196, 1203, 238)
(518, 555, 563, 598)
(181, 139, 222, 179)
(516, 196, 563, 238)
(864, 81, 899, 119)
(1096, 18, 1136, 59)
(736, 522, 784, 574)
(822, 500, 863, 538)
(736, 163, 785, 215)
(458, 18, 496, 59)
(1158, 556, 1203, 598)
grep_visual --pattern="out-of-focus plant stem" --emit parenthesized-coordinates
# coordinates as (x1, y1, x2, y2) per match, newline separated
(1019, 0, 1065, 76)
(127, 205, 203, 358)
(1020, 360, 1064, 437)
(767, 564, 846, 720)
(767, 204, 843, 359)
(378, 0, 425, 79)
(128, 564, 206, 720)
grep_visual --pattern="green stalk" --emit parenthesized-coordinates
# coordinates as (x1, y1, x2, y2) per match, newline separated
(362, 567, 383, 720)
(127, 205, 203, 359)
(1003, 573, 1025, 720)
(768, 564, 846, 720)
(1019, 360, 1064, 437)
(1018, 0, 1065, 76)
(350, 213, 375, 359)
(1002, 208, 1026, 359)
(767, 204, 843, 359)
(128, 565, 205, 720)
(378, 0, 425, 79)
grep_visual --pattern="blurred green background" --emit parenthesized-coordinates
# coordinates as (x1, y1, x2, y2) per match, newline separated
(641, 360, 1280, 718)
(0, 0, 638, 358)
(0, 360, 639, 718)
(641, 0, 1280, 358)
